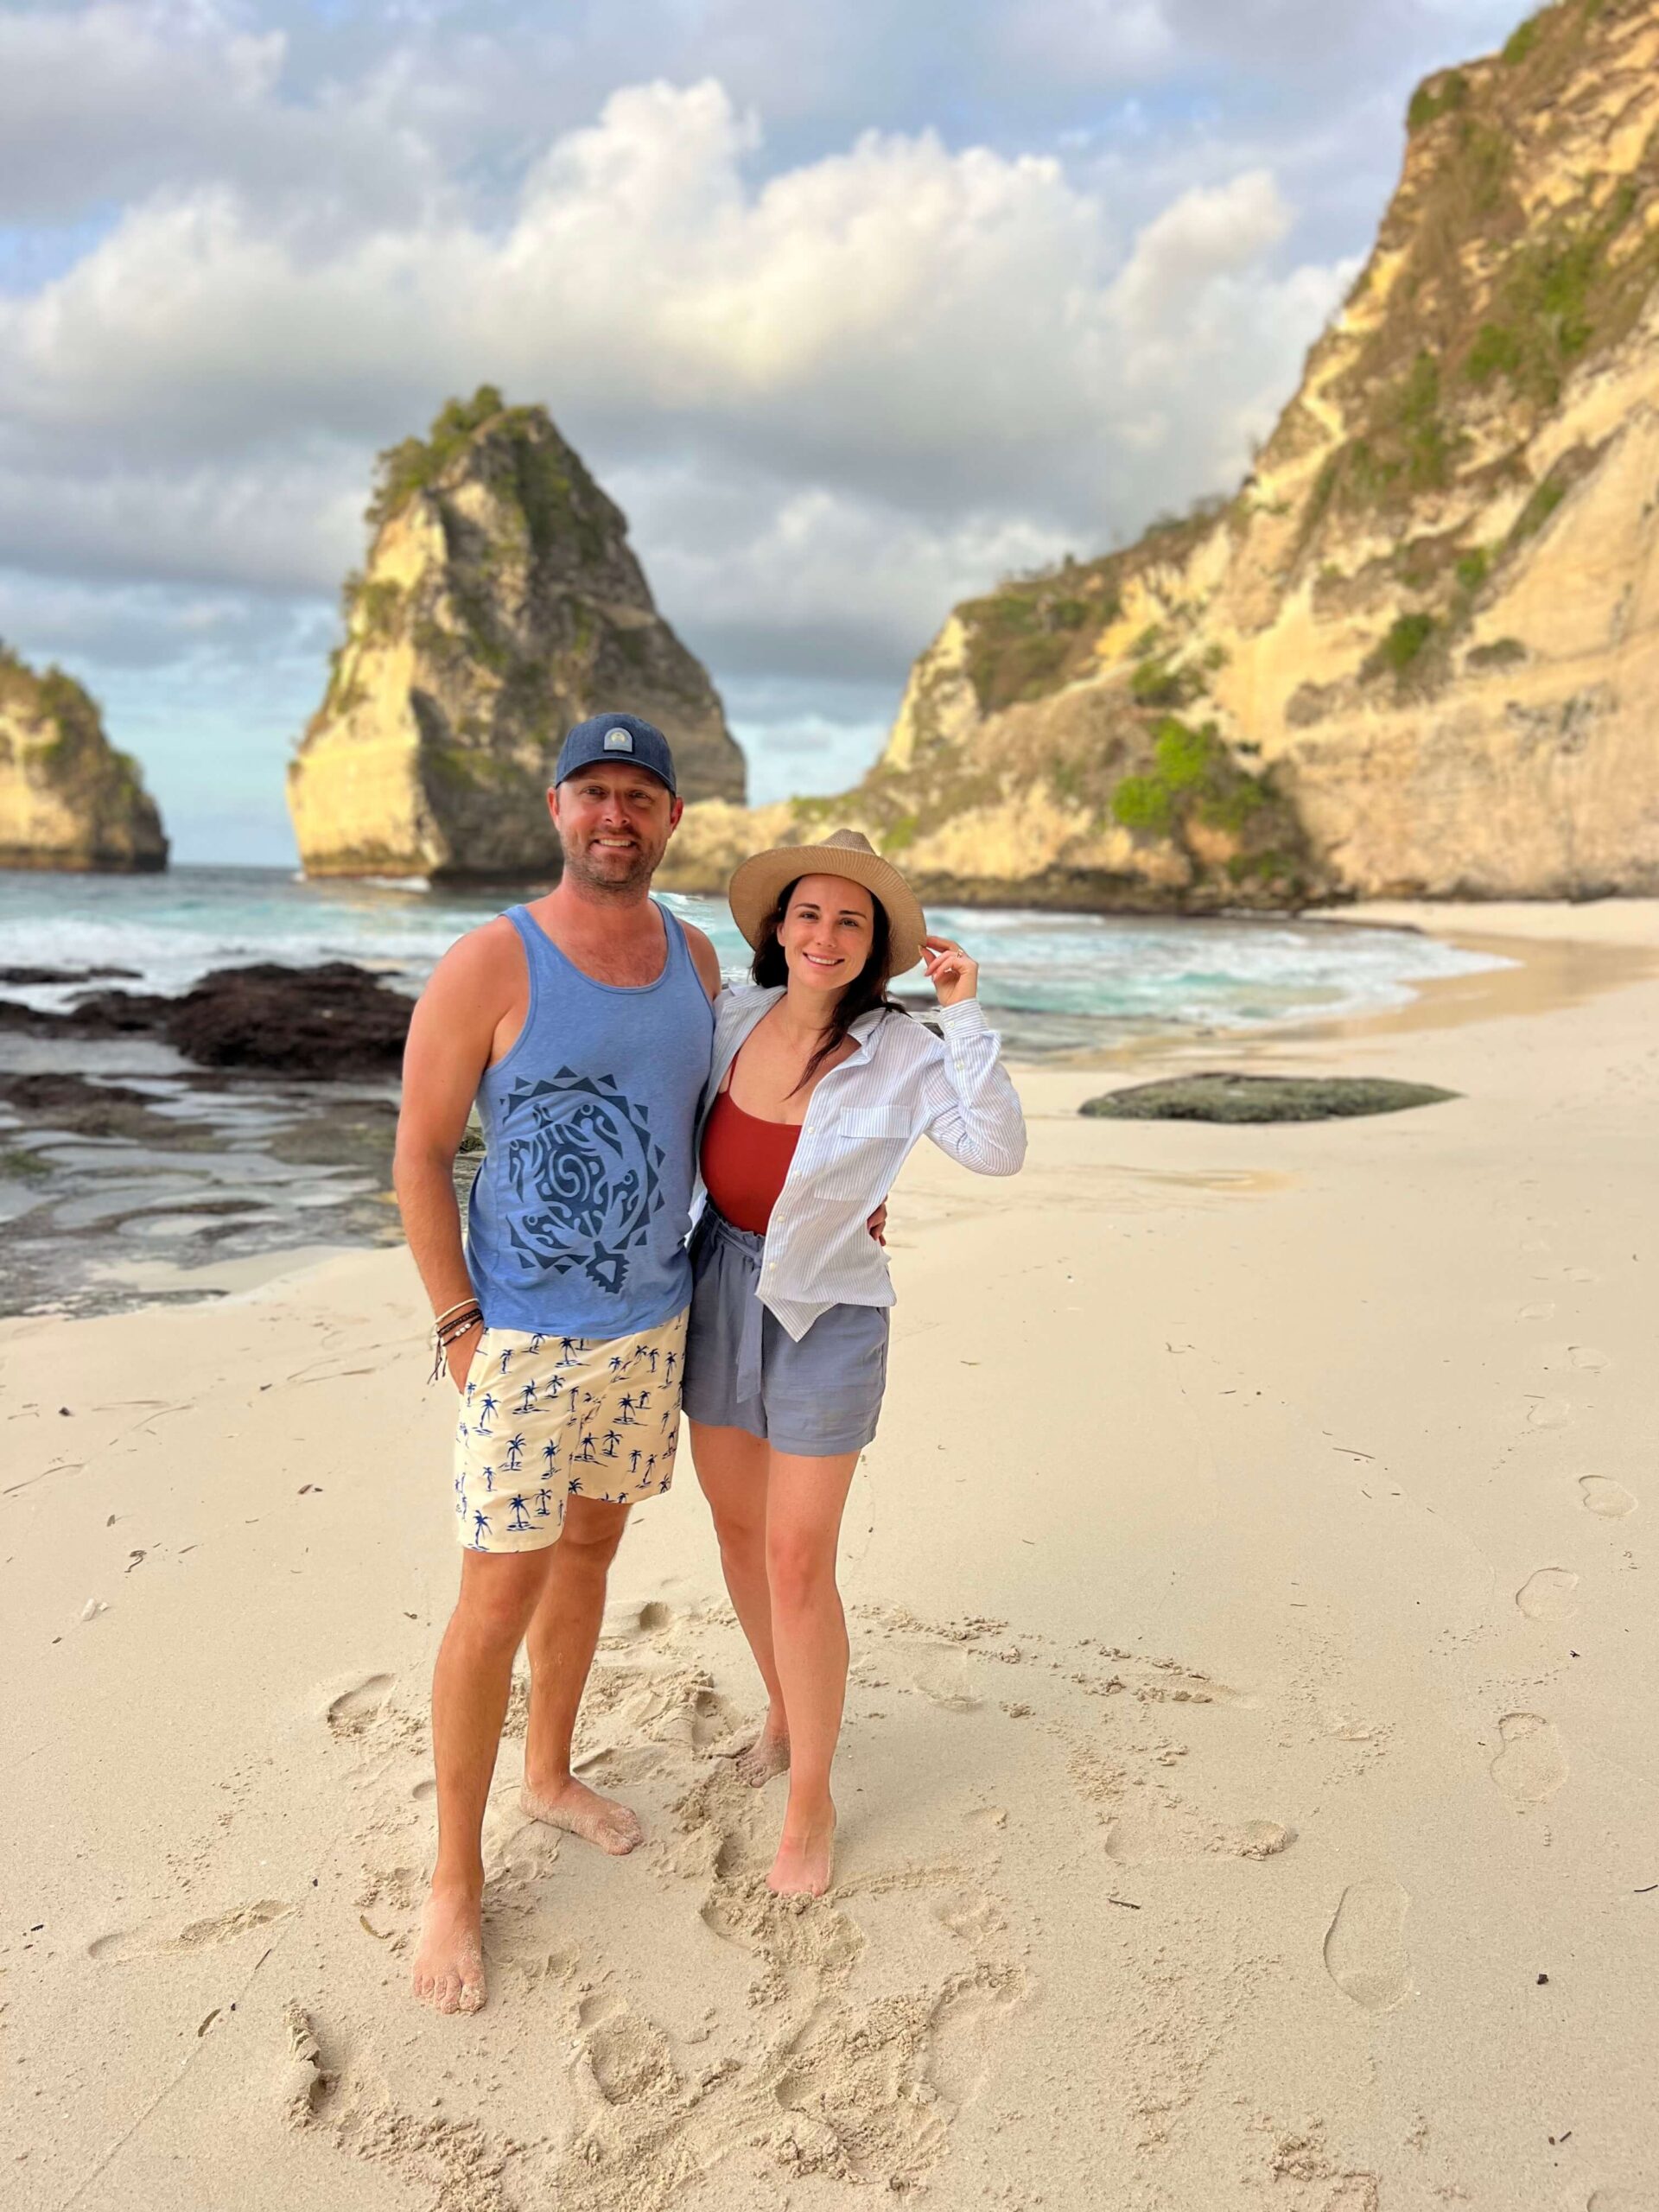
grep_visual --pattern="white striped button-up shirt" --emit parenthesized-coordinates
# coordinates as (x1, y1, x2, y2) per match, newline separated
(694, 982, 1027, 1342)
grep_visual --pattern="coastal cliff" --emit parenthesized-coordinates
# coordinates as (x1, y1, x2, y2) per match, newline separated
(289, 389, 745, 880)
(659, 0, 1659, 908)
(0, 646, 167, 874)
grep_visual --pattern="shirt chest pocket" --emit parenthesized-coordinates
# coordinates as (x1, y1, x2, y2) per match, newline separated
(814, 1106, 914, 1202)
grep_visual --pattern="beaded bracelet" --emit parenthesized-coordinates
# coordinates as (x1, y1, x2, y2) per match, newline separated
(429, 1304, 483, 1383)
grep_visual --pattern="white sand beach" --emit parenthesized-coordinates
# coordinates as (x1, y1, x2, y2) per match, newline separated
(3, 899, 1656, 2211)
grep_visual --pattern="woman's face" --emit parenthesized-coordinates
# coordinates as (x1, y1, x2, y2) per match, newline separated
(777, 874, 875, 999)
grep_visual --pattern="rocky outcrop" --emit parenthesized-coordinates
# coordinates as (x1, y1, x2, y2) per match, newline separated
(289, 389, 745, 880)
(0, 646, 167, 873)
(1080, 1074, 1459, 1122)
(0, 963, 413, 1077)
(660, 0, 1659, 909)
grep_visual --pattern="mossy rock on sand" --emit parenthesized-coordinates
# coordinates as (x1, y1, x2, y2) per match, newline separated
(1080, 1073, 1459, 1122)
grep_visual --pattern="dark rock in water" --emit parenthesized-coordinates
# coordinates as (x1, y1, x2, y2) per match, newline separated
(0, 1071, 171, 1140)
(56, 985, 169, 1034)
(1080, 1072, 1459, 1122)
(0, 1072, 154, 1109)
(0, 962, 415, 1077)
(159, 963, 415, 1075)
(0, 963, 141, 985)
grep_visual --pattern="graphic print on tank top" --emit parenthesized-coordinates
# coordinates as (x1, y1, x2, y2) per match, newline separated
(498, 1065, 669, 1297)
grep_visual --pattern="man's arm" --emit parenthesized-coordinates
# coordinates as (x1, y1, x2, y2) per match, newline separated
(393, 929, 511, 1386)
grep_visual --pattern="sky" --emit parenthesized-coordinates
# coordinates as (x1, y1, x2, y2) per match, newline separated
(0, 0, 1529, 864)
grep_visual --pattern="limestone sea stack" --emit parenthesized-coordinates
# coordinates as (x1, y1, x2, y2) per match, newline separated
(659, 0, 1659, 909)
(289, 388, 744, 880)
(0, 645, 167, 873)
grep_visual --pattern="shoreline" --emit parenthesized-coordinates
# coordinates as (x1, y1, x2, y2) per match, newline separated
(10, 897, 1656, 1330)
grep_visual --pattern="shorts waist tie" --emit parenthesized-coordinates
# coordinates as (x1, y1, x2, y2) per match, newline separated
(698, 1205, 768, 1408)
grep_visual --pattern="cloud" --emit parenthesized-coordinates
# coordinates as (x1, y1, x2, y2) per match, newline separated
(1110, 169, 1291, 340)
(0, 79, 1343, 575)
(5, 0, 1509, 854)
(0, 3, 446, 227)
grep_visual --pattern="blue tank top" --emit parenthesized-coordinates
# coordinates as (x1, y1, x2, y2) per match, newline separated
(465, 902, 715, 1336)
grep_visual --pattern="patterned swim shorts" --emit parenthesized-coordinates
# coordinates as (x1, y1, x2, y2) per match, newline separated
(451, 1306, 688, 1552)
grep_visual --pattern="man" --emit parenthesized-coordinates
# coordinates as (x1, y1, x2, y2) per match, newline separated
(395, 711, 722, 2015)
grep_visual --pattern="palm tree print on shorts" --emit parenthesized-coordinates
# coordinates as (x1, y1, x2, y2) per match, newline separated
(453, 1311, 685, 1548)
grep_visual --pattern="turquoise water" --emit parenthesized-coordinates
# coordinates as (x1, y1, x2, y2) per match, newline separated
(0, 866, 1508, 1058)
(0, 866, 1512, 1316)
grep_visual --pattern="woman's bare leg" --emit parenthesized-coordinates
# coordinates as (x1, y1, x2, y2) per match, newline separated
(689, 1418, 791, 1783)
(763, 1445, 861, 1896)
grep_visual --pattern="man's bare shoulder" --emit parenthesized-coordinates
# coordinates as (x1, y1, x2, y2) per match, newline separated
(422, 915, 524, 1004)
(678, 918, 724, 1001)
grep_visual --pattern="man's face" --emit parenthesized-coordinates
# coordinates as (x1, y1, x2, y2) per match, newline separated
(550, 764, 683, 894)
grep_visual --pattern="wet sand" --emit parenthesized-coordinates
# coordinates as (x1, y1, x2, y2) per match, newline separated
(3, 899, 1656, 2209)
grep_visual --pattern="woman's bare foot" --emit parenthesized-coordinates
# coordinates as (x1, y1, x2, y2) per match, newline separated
(767, 1799, 836, 1897)
(520, 1775, 643, 1855)
(411, 1881, 486, 2014)
(725, 1716, 791, 1789)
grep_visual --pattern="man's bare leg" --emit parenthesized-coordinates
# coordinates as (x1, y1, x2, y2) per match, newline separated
(520, 1497, 643, 1853)
(414, 1547, 557, 2015)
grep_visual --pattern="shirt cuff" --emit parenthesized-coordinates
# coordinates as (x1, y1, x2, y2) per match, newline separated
(936, 998, 992, 1035)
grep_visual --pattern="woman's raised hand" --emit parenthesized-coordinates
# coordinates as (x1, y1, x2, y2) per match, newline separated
(921, 934, 977, 1007)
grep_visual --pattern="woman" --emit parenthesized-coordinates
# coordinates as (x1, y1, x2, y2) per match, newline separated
(681, 828, 1027, 1897)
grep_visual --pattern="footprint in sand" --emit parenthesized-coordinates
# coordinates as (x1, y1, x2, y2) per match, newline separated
(1568, 1345, 1610, 1371)
(1580, 1475, 1637, 1518)
(1104, 1811, 1294, 1866)
(1516, 1567, 1580, 1622)
(1323, 1879, 1412, 2011)
(1528, 1396, 1572, 1430)
(913, 1654, 983, 1713)
(279, 2002, 335, 2130)
(577, 1993, 680, 2107)
(326, 1673, 394, 1737)
(89, 1899, 291, 1962)
(1586, 2190, 1658, 2211)
(1518, 1302, 1556, 1321)
(601, 1595, 673, 1641)
(1490, 1713, 1567, 1803)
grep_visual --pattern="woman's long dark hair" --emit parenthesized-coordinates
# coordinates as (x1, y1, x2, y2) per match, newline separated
(752, 875, 906, 1093)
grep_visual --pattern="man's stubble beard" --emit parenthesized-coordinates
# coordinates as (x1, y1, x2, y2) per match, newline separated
(561, 830, 667, 899)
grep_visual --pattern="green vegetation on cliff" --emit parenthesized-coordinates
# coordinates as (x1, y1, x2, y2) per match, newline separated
(1111, 718, 1279, 848)
(958, 563, 1119, 712)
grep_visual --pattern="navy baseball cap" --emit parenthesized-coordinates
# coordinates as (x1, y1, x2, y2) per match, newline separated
(555, 712, 677, 796)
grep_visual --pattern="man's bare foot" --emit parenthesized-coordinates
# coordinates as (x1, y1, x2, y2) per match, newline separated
(767, 1800, 836, 1897)
(520, 1775, 643, 1855)
(725, 1720, 790, 1789)
(411, 1881, 486, 2014)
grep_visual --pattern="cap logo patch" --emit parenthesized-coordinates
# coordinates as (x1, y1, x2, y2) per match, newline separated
(602, 727, 634, 752)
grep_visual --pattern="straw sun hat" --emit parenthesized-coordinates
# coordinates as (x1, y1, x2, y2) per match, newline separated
(727, 827, 928, 976)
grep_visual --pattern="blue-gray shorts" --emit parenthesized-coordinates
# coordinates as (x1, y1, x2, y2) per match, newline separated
(681, 1207, 889, 1457)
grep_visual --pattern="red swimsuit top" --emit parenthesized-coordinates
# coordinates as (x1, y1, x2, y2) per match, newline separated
(700, 1088, 801, 1233)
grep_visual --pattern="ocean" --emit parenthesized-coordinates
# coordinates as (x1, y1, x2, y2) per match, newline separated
(0, 866, 1506, 1047)
(0, 867, 1508, 1318)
